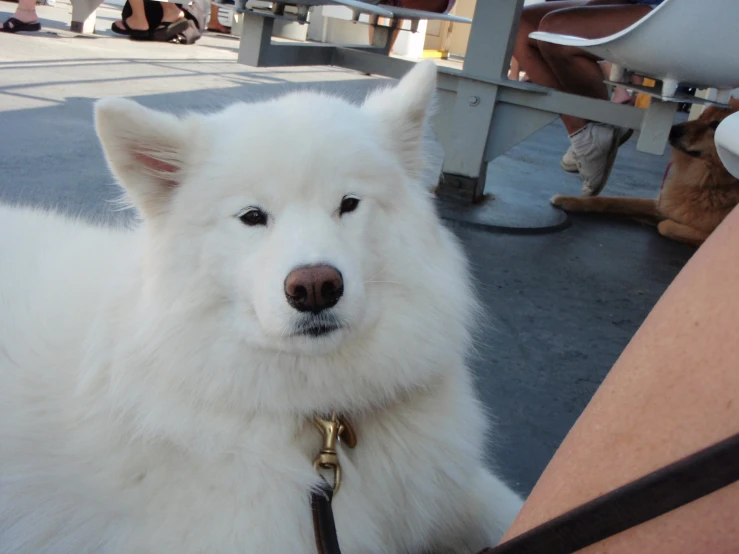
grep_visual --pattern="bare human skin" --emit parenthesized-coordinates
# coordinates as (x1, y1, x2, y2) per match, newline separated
(499, 205, 739, 553)
(5, 0, 38, 26)
(513, 0, 651, 134)
(369, 0, 451, 52)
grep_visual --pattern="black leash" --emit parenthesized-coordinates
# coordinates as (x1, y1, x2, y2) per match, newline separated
(313, 432, 739, 554)
(311, 478, 342, 554)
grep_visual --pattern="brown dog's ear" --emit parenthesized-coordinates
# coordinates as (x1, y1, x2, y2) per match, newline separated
(729, 97, 739, 111)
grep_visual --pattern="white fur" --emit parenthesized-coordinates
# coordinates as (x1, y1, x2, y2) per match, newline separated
(0, 62, 522, 554)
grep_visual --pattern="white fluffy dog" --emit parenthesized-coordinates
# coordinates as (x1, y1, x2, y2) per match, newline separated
(0, 62, 522, 553)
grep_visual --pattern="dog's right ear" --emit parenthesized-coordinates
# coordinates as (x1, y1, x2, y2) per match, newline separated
(95, 98, 193, 219)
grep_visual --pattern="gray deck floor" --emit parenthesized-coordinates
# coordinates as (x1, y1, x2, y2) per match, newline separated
(0, 0, 695, 496)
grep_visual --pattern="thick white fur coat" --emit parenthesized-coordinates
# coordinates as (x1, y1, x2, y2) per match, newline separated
(0, 63, 522, 553)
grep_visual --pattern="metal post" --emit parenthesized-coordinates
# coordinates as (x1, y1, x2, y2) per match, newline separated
(70, 0, 103, 33)
(436, 0, 525, 199)
(636, 98, 677, 155)
(370, 19, 395, 56)
(238, 12, 275, 67)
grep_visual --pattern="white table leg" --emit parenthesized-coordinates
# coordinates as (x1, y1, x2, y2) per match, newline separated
(636, 98, 678, 155)
(70, 0, 104, 33)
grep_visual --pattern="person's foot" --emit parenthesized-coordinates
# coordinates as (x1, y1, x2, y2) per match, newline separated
(561, 128, 634, 175)
(2, 7, 40, 32)
(112, 14, 149, 34)
(207, 20, 231, 34)
(569, 123, 628, 197)
(10, 7, 37, 23)
(150, 5, 188, 42)
(111, 16, 150, 40)
(161, 3, 185, 24)
(112, 4, 183, 34)
(111, 20, 129, 34)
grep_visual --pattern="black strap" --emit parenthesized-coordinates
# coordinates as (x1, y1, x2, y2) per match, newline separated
(311, 479, 342, 554)
(482, 432, 739, 554)
(311, 433, 739, 554)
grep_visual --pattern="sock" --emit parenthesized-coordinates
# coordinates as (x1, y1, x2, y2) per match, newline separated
(569, 123, 594, 154)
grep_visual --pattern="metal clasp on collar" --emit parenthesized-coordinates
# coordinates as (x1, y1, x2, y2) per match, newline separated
(313, 412, 357, 495)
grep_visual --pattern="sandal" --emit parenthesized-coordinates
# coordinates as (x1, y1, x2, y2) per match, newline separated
(117, 18, 151, 41)
(151, 17, 189, 42)
(1, 16, 41, 33)
(111, 21, 130, 35)
(207, 25, 231, 34)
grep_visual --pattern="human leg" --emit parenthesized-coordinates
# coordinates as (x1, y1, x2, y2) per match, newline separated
(499, 205, 739, 552)
(207, 3, 230, 33)
(536, 4, 653, 133)
(2, 0, 40, 32)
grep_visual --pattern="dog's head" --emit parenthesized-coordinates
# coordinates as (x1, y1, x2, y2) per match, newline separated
(94, 63, 474, 413)
(668, 99, 739, 164)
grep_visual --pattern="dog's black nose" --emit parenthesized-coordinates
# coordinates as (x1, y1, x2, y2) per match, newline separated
(284, 265, 343, 313)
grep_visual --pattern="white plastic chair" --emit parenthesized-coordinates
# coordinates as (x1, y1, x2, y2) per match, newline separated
(529, 0, 739, 102)
(716, 112, 739, 180)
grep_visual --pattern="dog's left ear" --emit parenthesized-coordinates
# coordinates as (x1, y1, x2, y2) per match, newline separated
(95, 98, 196, 219)
(362, 61, 437, 179)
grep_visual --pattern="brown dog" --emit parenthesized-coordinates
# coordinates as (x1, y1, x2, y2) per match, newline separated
(551, 101, 739, 246)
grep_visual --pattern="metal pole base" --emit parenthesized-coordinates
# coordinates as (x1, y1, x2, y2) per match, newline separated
(436, 173, 570, 234)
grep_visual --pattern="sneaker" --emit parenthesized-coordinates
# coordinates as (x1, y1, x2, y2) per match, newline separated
(570, 123, 631, 196)
(560, 145, 578, 173)
(560, 128, 634, 175)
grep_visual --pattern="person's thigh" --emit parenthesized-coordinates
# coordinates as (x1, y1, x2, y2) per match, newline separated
(520, 0, 590, 37)
(538, 3, 653, 40)
(500, 205, 739, 552)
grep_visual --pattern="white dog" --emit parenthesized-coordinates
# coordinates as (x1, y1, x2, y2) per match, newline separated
(0, 62, 522, 554)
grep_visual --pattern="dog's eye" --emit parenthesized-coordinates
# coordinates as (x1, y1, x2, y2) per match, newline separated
(709, 120, 720, 130)
(237, 207, 268, 227)
(339, 195, 361, 216)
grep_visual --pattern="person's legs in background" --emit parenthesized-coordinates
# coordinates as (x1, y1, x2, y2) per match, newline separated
(1, 0, 41, 32)
(207, 2, 230, 33)
(536, 4, 652, 131)
(513, 1, 653, 195)
(511, 1, 625, 87)
(537, 4, 651, 194)
(122, 0, 153, 32)
(113, 0, 185, 35)
(513, 0, 590, 93)
(160, 2, 185, 26)
(510, 1, 588, 82)
(559, 59, 641, 173)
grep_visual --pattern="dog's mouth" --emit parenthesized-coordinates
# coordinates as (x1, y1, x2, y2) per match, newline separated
(303, 324, 340, 337)
(292, 314, 343, 338)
